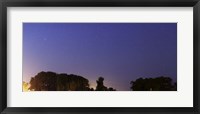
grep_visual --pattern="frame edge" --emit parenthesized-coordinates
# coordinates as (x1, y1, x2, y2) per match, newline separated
(1, 0, 200, 114)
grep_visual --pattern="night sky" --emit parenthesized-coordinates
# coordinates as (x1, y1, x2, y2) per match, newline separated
(23, 23, 177, 91)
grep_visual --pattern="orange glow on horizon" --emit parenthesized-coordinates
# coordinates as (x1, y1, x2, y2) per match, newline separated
(22, 81, 31, 92)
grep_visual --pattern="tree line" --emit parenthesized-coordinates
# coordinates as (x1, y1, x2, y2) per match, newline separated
(28, 71, 116, 91)
(24, 71, 177, 91)
(130, 77, 177, 91)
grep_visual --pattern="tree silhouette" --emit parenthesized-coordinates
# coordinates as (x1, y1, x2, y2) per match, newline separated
(28, 71, 175, 91)
(96, 77, 107, 91)
(90, 88, 94, 91)
(130, 76, 176, 91)
(29, 71, 90, 91)
(108, 87, 116, 91)
(95, 77, 116, 91)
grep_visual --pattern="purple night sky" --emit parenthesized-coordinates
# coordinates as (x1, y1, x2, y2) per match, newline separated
(23, 23, 177, 91)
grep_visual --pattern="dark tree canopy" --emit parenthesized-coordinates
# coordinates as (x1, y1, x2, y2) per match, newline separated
(130, 76, 177, 91)
(29, 71, 90, 91)
(29, 72, 175, 91)
(95, 77, 116, 91)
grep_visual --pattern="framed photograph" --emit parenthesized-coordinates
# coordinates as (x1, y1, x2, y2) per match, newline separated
(0, 0, 199, 114)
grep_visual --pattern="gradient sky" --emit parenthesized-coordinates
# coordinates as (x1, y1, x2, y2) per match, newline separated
(23, 23, 177, 91)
